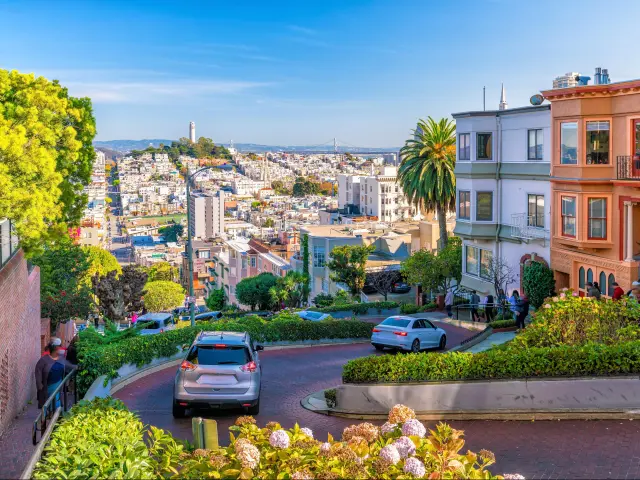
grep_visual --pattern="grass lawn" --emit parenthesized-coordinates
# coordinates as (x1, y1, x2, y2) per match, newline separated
(127, 213, 186, 223)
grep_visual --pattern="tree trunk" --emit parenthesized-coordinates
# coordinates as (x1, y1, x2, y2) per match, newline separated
(437, 205, 448, 251)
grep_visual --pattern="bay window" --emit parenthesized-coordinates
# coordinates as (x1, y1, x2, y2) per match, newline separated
(476, 192, 493, 221)
(458, 191, 470, 220)
(586, 121, 610, 164)
(560, 122, 578, 164)
(477, 133, 492, 160)
(561, 196, 576, 237)
(459, 133, 470, 160)
(588, 198, 607, 239)
(465, 245, 492, 280)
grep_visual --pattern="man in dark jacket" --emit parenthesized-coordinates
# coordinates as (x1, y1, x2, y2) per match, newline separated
(516, 294, 530, 330)
(34, 343, 73, 409)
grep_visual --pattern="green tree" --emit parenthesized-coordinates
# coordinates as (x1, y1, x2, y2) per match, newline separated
(263, 218, 275, 228)
(235, 273, 277, 310)
(143, 280, 185, 312)
(292, 177, 320, 197)
(269, 270, 310, 309)
(401, 236, 462, 294)
(83, 246, 121, 285)
(205, 287, 226, 311)
(146, 262, 179, 282)
(523, 261, 556, 309)
(326, 244, 375, 296)
(399, 117, 456, 250)
(158, 223, 184, 242)
(93, 266, 147, 322)
(32, 236, 93, 327)
(113, 179, 120, 186)
(271, 180, 291, 195)
(0, 70, 97, 253)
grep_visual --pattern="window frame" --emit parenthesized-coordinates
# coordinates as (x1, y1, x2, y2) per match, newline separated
(561, 195, 577, 238)
(465, 245, 479, 276)
(313, 245, 325, 268)
(587, 197, 607, 240)
(560, 121, 578, 165)
(476, 133, 493, 160)
(527, 128, 544, 160)
(476, 191, 493, 222)
(527, 194, 545, 228)
(459, 133, 470, 160)
(585, 120, 611, 165)
(458, 191, 471, 220)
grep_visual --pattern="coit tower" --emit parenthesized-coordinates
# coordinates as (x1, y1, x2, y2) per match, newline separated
(189, 121, 196, 143)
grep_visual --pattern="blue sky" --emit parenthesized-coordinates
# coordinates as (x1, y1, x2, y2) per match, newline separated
(2, 0, 640, 147)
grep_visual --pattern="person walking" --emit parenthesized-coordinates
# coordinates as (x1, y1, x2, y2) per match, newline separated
(612, 282, 625, 300)
(484, 294, 495, 322)
(586, 282, 601, 300)
(516, 294, 530, 330)
(470, 290, 481, 322)
(509, 290, 520, 317)
(34, 342, 73, 409)
(444, 289, 454, 318)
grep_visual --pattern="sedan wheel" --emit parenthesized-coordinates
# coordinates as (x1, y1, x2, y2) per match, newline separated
(411, 339, 420, 353)
(438, 335, 447, 350)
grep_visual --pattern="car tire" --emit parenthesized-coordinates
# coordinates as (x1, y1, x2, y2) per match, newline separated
(438, 335, 447, 350)
(248, 399, 260, 415)
(372, 343, 385, 351)
(172, 401, 187, 419)
(411, 339, 420, 353)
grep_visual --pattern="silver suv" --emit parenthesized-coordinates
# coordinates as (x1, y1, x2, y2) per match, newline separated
(173, 331, 263, 418)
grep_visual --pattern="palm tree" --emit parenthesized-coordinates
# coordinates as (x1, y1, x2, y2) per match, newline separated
(398, 117, 456, 250)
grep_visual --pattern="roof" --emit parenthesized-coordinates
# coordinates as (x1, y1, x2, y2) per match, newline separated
(452, 104, 550, 119)
(260, 251, 289, 268)
(195, 331, 248, 345)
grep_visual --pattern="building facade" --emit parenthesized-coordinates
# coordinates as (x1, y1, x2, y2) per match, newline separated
(189, 190, 225, 240)
(453, 103, 551, 295)
(542, 78, 640, 296)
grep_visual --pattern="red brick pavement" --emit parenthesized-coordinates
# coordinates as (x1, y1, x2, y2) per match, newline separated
(115, 322, 640, 479)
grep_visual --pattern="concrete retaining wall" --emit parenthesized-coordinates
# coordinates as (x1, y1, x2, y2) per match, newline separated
(327, 307, 400, 319)
(335, 376, 640, 416)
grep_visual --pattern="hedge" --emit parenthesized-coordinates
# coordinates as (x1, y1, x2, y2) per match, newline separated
(342, 341, 640, 384)
(309, 301, 399, 315)
(487, 319, 517, 329)
(77, 318, 374, 394)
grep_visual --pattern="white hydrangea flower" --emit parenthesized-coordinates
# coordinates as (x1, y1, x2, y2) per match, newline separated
(237, 443, 260, 470)
(300, 427, 313, 438)
(393, 436, 416, 458)
(379, 444, 401, 465)
(269, 429, 290, 449)
(503, 475, 526, 480)
(381, 422, 398, 435)
(320, 442, 331, 454)
(404, 457, 426, 478)
(401, 419, 426, 438)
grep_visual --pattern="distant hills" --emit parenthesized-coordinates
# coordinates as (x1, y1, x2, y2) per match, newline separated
(94, 139, 399, 154)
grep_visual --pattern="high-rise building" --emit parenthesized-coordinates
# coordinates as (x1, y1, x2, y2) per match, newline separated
(553, 72, 581, 89)
(189, 121, 196, 143)
(189, 190, 225, 239)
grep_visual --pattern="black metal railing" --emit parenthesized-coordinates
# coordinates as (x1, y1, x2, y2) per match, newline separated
(32, 368, 77, 445)
(452, 302, 513, 322)
(617, 155, 640, 180)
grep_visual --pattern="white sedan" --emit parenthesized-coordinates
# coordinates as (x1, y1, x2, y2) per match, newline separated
(296, 310, 330, 322)
(371, 316, 447, 352)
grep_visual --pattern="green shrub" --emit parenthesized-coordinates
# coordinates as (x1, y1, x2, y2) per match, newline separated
(419, 302, 437, 312)
(324, 388, 337, 408)
(400, 303, 419, 314)
(522, 261, 556, 309)
(76, 315, 373, 394)
(313, 293, 334, 307)
(309, 301, 398, 314)
(342, 341, 640, 384)
(488, 319, 517, 329)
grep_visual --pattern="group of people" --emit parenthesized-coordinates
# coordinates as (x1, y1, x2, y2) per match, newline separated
(34, 336, 76, 410)
(444, 288, 530, 330)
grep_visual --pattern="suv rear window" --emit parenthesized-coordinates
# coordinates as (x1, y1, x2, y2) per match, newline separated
(187, 345, 251, 366)
(380, 318, 410, 328)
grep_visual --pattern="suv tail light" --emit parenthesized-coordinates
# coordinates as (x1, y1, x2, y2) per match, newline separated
(372, 328, 381, 332)
(240, 361, 257, 373)
(394, 331, 407, 336)
(180, 360, 196, 371)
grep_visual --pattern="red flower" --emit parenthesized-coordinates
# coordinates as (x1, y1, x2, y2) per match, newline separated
(60, 291, 67, 297)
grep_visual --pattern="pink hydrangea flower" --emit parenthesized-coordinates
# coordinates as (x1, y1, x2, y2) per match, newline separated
(300, 427, 313, 438)
(560, 293, 566, 298)
(544, 304, 551, 308)
(381, 422, 398, 435)
(393, 436, 416, 458)
(379, 444, 401, 465)
(269, 429, 290, 449)
(404, 457, 426, 478)
(503, 475, 526, 480)
(572, 292, 579, 297)
(401, 419, 426, 438)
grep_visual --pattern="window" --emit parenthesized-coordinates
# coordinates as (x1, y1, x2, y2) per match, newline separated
(608, 274, 615, 297)
(586, 121, 610, 164)
(578, 267, 585, 289)
(198, 250, 210, 259)
(476, 192, 493, 221)
(465, 246, 479, 276)
(476, 133, 492, 160)
(587, 268, 593, 284)
(588, 198, 607, 239)
(527, 194, 544, 228)
(458, 191, 471, 220)
(561, 196, 576, 237)
(599, 271, 607, 294)
(459, 133, 470, 160)
(480, 249, 492, 279)
(313, 246, 325, 267)
(241, 257, 247, 269)
(465, 245, 491, 279)
(250, 257, 256, 268)
(560, 122, 578, 164)
(412, 319, 425, 329)
(528, 129, 543, 160)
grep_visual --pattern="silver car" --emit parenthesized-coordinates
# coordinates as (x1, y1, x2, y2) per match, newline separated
(173, 331, 263, 418)
(137, 313, 175, 335)
(296, 310, 330, 322)
(371, 316, 447, 352)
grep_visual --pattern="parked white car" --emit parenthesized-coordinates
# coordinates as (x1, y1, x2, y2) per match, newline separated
(296, 310, 330, 322)
(371, 316, 446, 352)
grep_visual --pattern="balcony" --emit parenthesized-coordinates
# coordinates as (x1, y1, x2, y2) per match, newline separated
(616, 156, 640, 180)
(509, 213, 550, 245)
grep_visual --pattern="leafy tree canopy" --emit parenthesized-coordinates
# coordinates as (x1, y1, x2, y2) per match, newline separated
(327, 244, 375, 296)
(205, 287, 226, 311)
(145, 261, 179, 282)
(401, 236, 462, 294)
(83, 246, 121, 285)
(0, 69, 97, 253)
(131, 137, 231, 163)
(269, 270, 310, 309)
(93, 266, 147, 322)
(523, 261, 556, 309)
(235, 273, 277, 310)
(292, 177, 321, 197)
(143, 280, 185, 312)
(158, 223, 184, 243)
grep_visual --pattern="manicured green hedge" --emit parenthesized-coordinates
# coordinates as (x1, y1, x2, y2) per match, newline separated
(309, 301, 399, 315)
(77, 317, 374, 394)
(342, 341, 640, 384)
(488, 319, 517, 329)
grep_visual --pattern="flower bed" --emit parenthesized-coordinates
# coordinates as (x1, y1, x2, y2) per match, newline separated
(34, 398, 509, 479)
(76, 314, 373, 394)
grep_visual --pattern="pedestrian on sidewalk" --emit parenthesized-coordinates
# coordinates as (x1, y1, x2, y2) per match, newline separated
(34, 342, 73, 409)
(516, 294, 530, 330)
(444, 289, 454, 318)
(611, 282, 625, 300)
(470, 290, 481, 322)
(586, 282, 601, 300)
(509, 290, 520, 318)
(484, 294, 495, 322)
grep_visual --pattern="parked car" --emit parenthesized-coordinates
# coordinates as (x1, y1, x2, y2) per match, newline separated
(195, 311, 223, 322)
(391, 282, 412, 294)
(176, 305, 209, 321)
(371, 316, 446, 352)
(137, 313, 176, 335)
(296, 310, 330, 322)
(173, 331, 263, 417)
(361, 284, 377, 294)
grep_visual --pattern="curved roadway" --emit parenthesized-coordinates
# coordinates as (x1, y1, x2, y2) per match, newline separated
(115, 322, 640, 478)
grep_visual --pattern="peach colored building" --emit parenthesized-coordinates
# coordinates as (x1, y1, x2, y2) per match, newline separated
(542, 78, 640, 295)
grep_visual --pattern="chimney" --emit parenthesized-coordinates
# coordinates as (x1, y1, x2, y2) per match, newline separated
(594, 67, 602, 85)
(602, 68, 610, 84)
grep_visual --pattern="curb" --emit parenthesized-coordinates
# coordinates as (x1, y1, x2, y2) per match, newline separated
(448, 327, 493, 352)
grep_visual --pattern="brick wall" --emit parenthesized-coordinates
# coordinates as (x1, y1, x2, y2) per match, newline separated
(0, 250, 41, 435)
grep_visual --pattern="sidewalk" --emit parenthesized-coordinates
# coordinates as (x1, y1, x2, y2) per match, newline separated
(0, 402, 39, 479)
(464, 331, 515, 353)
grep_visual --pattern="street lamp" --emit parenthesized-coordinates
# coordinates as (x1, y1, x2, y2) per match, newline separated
(185, 166, 220, 326)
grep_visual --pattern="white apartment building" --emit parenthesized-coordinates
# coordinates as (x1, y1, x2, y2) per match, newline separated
(553, 72, 580, 89)
(232, 177, 266, 196)
(189, 190, 225, 240)
(452, 99, 551, 296)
